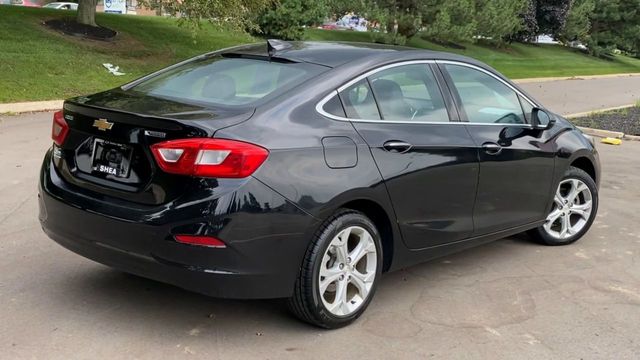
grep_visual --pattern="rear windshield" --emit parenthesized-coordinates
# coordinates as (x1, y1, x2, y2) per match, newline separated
(128, 56, 326, 107)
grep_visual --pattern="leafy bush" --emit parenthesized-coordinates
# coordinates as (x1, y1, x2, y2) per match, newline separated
(370, 31, 407, 45)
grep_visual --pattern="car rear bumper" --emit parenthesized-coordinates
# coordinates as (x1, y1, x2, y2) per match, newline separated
(39, 150, 318, 299)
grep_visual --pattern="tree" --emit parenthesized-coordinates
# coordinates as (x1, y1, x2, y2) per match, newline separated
(421, 0, 477, 44)
(258, 0, 327, 40)
(141, 0, 275, 31)
(588, 0, 640, 56)
(77, 0, 98, 27)
(558, 0, 595, 43)
(325, 0, 372, 18)
(475, 0, 526, 45)
(536, 0, 572, 38)
(513, 0, 538, 41)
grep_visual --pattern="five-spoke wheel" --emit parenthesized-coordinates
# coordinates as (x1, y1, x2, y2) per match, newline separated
(288, 210, 382, 328)
(530, 166, 598, 245)
(543, 178, 593, 240)
(319, 226, 377, 316)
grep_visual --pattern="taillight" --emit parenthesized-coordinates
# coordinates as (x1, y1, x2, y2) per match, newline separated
(174, 235, 226, 248)
(150, 138, 269, 178)
(51, 110, 69, 146)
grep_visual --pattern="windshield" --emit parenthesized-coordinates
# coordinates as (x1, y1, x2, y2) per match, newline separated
(43, 3, 59, 7)
(129, 56, 327, 107)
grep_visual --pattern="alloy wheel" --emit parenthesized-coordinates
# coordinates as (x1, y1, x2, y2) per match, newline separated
(319, 226, 377, 317)
(543, 178, 593, 240)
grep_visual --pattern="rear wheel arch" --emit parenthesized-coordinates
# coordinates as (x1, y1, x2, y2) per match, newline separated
(338, 199, 394, 272)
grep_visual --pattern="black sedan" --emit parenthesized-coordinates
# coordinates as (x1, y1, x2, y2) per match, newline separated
(39, 40, 600, 328)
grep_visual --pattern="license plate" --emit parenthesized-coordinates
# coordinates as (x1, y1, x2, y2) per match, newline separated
(91, 138, 133, 178)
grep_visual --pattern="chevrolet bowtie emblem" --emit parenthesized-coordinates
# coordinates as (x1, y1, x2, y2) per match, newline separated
(93, 118, 114, 131)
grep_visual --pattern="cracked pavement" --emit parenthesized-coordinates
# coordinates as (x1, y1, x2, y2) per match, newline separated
(0, 112, 639, 359)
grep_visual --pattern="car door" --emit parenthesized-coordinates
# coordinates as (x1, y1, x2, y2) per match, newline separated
(333, 62, 479, 249)
(439, 62, 556, 235)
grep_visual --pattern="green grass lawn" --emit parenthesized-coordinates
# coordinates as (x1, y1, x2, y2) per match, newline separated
(305, 29, 640, 79)
(2, 5, 640, 103)
(0, 6, 253, 103)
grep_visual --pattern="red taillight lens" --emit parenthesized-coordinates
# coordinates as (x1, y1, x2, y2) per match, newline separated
(174, 235, 226, 248)
(51, 110, 69, 146)
(150, 138, 269, 178)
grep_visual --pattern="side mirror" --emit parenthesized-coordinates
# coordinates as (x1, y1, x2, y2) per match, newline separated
(531, 108, 556, 130)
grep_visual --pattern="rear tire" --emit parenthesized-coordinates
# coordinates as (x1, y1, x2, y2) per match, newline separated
(287, 209, 383, 329)
(529, 166, 598, 246)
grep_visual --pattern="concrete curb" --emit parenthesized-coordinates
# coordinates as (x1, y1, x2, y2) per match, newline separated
(565, 104, 640, 141)
(514, 72, 640, 84)
(563, 104, 637, 119)
(573, 126, 640, 141)
(576, 126, 624, 139)
(0, 100, 63, 114)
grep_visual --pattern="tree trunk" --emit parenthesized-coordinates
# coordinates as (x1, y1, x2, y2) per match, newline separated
(77, 0, 98, 27)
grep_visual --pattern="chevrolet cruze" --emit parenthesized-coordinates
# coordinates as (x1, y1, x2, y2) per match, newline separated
(39, 41, 600, 328)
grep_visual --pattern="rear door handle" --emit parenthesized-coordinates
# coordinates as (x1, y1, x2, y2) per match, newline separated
(482, 142, 502, 155)
(383, 140, 413, 153)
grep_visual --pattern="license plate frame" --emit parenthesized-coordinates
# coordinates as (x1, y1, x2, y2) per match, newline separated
(90, 138, 133, 178)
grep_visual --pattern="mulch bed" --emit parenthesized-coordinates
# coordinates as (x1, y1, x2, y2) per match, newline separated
(570, 106, 640, 135)
(44, 19, 117, 41)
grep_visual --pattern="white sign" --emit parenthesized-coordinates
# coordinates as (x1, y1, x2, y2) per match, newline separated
(104, 0, 127, 14)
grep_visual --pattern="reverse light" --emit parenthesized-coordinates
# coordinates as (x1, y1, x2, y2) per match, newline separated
(150, 138, 268, 178)
(51, 110, 69, 146)
(174, 235, 226, 248)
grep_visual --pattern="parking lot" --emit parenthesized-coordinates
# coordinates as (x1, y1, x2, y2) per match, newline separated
(1, 111, 639, 359)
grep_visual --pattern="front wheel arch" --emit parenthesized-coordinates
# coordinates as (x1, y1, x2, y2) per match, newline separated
(570, 156, 597, 184)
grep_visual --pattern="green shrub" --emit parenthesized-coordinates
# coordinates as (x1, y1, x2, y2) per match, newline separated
(371, 31, 407, 45)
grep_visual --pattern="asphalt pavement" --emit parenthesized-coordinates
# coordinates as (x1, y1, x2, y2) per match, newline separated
(1, 84, 640, 359)
(518, 75, 640, 115)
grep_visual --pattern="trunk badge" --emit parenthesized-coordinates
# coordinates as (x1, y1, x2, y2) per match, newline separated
(144, 130, 166, 138)
(93, 119, 114, 131)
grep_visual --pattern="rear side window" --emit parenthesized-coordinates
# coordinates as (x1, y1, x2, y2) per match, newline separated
(129, 56, 326, 107)
(322, 95, 347, 118)
(369, 64, 448, 122)
(340, 80, 381, 120)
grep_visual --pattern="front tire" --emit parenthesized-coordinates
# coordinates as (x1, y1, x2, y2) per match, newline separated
(287, 209, 383, 328)
(529, 166, 598, 245)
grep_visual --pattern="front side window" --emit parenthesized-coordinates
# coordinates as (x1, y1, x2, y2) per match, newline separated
(368, 64, 449, 122)
(445, 64, 526, 124)
(130, 56, 325, 107)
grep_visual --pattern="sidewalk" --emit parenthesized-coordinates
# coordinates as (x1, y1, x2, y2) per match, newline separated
(0, 100, 63, 114)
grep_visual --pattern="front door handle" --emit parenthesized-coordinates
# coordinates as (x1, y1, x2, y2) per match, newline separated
(482, 142, 502, 155)
(383, 140, 413, 153)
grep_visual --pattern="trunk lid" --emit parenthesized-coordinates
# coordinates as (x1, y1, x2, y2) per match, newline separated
(54, 90, 254, 205)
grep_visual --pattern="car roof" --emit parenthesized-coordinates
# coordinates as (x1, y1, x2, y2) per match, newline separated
(224, 41, 483, 69)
